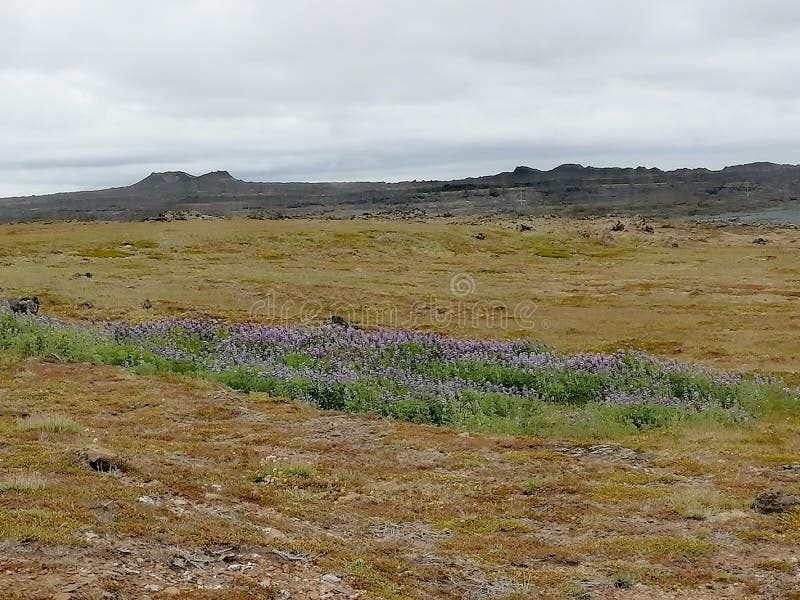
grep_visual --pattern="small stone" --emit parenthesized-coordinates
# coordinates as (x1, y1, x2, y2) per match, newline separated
(143, 584, 161, 592)
(162, 587, 180, 596)
(321, 573, 343, 584)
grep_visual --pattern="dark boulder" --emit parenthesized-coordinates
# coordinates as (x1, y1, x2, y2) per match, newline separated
(10, 296, 40, 315)
(752, 489, 800, 514)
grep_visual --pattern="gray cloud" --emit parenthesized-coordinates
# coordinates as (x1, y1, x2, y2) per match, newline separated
(2, 0, 800, 196)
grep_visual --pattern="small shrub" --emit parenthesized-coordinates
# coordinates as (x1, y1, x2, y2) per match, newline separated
(612, 572, 636, 589)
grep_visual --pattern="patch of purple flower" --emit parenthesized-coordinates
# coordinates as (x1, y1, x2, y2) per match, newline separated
(105, 319, 779, 417)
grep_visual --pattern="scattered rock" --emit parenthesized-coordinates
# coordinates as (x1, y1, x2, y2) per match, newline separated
(71, 272, 93, 279)
(143, 299, 153, 310)
(671, 242, 679, 247)
(753, 237, 769, 245)
(631, 217, 654, 233)
(271, 549, 315, 562)
(79, 301, 94, 310)
(516, 224, 532, 232)
(9, 296, 40, 315)
(147, 210, 218, 222)
(611, 220, 625, 232)
(365, 207, 428, 220)
(330, 315, 349, 327)
(76, 446, 126, 473)
(321, 573, 343, 584)
(752, 489, 800, 514)
(330, 315, 359, 329)
(474, 232, 485, 240)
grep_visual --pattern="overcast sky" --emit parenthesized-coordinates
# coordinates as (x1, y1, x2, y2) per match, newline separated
(2, 0, 799, 196)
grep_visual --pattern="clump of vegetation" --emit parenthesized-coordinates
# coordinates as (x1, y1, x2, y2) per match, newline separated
(253, 461, 346, 497)
(0, 474, 47, 493)
(0, 508, 86, 545)
(754, 559, 794, 572)
(16, 413, 83, 434)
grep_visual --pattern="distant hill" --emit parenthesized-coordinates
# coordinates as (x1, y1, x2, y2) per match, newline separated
(1, 162, 799, 222)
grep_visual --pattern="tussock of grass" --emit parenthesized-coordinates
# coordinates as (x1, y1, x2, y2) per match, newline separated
(754, 559, 794, 572)
(16, 413, 83, 434)
(0, 473, 47, 493)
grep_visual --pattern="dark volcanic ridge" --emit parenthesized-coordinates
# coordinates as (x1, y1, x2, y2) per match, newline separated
(1, 162, 800, 222)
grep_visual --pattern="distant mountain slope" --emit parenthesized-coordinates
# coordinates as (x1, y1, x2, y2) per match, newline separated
(1, 162, 799, 222)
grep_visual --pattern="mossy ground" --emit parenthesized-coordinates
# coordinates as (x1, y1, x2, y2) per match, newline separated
(0, 360, 798, 598)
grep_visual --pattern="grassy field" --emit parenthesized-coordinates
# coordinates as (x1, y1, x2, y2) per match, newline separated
(0, 216, 799, 599)
(0, 216, 797, 375)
